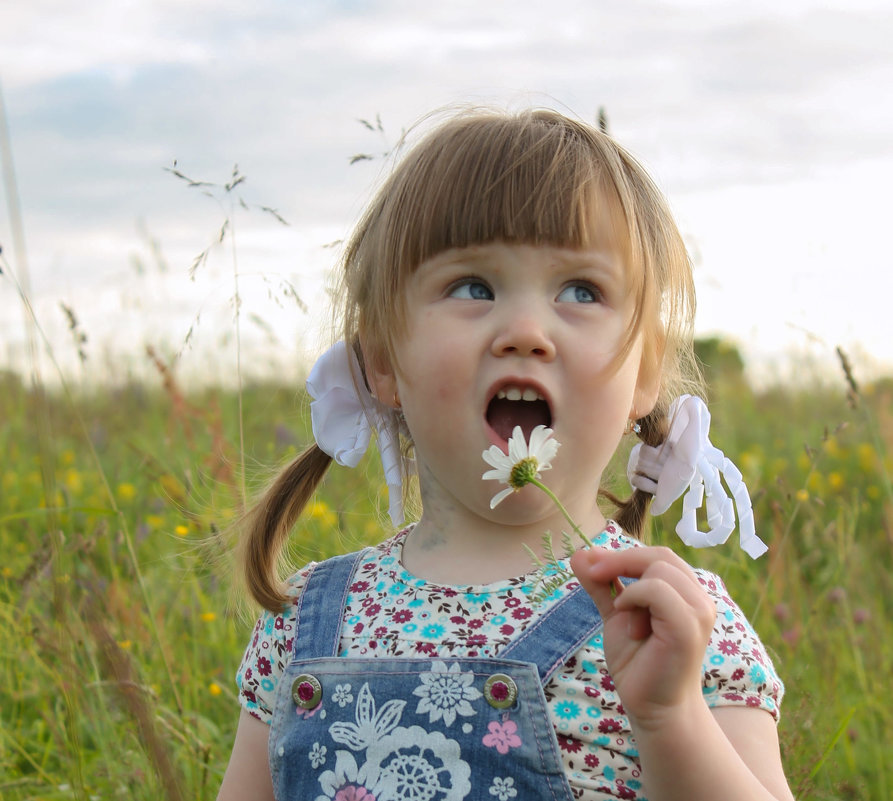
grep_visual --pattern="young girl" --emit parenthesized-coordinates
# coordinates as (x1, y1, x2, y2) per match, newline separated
(217, 108, 794, 801)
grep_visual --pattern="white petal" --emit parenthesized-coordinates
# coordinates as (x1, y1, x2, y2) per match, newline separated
(507, 426, 528, 463)
(482, 445, 513, 474)
(489, 487, 515, 508)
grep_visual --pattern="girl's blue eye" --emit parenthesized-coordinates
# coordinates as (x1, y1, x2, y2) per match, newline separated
(557, 283, 601, 303)
(450, 280, 494, 300)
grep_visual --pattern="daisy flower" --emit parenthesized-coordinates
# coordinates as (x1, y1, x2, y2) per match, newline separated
(482, 425, 592, 550)
(482, 425, 560, 508)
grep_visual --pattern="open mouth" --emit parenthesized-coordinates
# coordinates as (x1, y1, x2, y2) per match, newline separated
(485, 384, 553, 443)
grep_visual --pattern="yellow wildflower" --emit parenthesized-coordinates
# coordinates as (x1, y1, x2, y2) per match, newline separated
(65, 469, 83, 494)
(200, 612, 217, 623)
(828, 472, 844, 492)
(858, 444, 876, 472)
(795, 489, 809, 503)
(174, 524, 189, 537)
(117, 482, 137, 502)
(209, 682, 223, 697)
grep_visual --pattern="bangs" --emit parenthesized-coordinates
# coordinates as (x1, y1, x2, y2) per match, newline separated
(381, 111, 632, 271)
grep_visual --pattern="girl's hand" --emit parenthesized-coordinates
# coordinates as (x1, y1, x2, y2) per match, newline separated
(569, 546, 717, 733)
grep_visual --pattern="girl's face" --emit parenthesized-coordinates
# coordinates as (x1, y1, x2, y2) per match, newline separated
(370, 242, 658, 531)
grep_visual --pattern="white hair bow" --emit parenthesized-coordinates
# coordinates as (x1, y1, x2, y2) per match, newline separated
(306, 341, 406, 526)
(627, 395, 768, 558)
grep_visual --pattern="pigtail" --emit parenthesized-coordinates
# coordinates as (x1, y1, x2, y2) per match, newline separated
(240, 444, 333, 612)
(600, 406, 670, 541)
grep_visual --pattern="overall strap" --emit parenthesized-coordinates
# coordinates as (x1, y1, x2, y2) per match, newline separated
(500, 585, 604, 685)
(291, 549, 367, 660)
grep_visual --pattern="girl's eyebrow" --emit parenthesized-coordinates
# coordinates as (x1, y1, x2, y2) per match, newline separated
(550, 249, 622, 275)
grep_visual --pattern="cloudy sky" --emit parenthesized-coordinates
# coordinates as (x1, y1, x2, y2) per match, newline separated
(1, 0, 891, 386)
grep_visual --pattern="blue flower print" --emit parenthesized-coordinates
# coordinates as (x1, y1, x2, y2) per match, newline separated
(750, 664, 767, 684)
(554, 700, 581, 720)
(422, 623, 445, 639)
(464, 591, 489, 607)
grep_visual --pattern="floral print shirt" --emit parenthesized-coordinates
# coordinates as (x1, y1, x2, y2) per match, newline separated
(236, 522, 784, 799)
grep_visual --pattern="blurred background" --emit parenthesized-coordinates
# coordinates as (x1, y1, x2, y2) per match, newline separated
(2, 0, 892, 386)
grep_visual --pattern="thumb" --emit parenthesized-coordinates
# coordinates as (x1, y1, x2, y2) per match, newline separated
(570, 548, 620, 617)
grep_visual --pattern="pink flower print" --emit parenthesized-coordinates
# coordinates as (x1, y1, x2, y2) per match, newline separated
(334, 787, 376, 801)
(718, 639, 740, 656)
(257, 656, 272, 676)
(482, 719, 522, 754)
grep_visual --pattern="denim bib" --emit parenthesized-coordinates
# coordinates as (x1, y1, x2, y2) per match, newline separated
(269, 549, 604, 801)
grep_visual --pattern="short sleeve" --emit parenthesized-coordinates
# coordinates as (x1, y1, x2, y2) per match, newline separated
(235, 566, 313, 724)
(697, 570, 785, 721)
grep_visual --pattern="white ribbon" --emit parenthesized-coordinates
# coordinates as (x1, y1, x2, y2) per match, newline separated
(627, 395, 768, 558)
(306, 341, 406, 526)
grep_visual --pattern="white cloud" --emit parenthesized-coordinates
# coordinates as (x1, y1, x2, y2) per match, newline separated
(1, 0, 892, 382)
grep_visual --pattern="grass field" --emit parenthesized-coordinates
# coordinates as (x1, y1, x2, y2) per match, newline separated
(1, 342, 891, 800)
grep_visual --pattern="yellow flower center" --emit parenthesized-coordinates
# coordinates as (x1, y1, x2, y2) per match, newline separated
(509, 457, 539, 490)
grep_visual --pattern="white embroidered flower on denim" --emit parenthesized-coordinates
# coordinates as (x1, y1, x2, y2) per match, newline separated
(309, 742, 328, 769)
(318, 681, 472, 801)
(315, 750, 375, 801)
(365, 725, 471, 801)
(489, 776, 518, 800)
(482, 425, 560, 508)
(330, 683, 406, 751)
(333, 683, 354, 708)
(412, 660, 482, 726)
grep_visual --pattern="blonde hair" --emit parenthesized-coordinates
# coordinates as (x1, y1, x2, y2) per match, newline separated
(243, 107, 703, 611)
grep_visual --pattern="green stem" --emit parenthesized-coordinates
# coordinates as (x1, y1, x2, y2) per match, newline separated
(528, 478, 593, 549)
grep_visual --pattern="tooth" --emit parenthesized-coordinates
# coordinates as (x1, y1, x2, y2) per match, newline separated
(497, 390, 507, 399)
(505, 388, 522, 401)
(522, 388, 540, 402)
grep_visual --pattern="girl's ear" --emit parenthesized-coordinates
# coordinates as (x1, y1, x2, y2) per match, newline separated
(631, 374, 660, 421)
(361, 340, 401, 409)
(631, 344, 661, 420)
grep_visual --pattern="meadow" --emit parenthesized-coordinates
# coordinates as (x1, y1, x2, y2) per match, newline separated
(0, 337, 891, 800)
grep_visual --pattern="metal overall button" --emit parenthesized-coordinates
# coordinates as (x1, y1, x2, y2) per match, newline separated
(484, 673, 517, 709)
(291, 674, 322, 709)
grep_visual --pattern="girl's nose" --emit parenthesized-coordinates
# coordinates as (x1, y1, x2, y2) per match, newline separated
(490, 313, 556, 360)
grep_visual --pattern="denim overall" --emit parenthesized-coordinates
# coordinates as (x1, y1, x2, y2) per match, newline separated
(268, 548, 605, 801)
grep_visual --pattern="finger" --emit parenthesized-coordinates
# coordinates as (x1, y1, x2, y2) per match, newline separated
(575, 546, 702, 592)
(612, 565, 717, 640)
(569, 548, 622, 617)
(612, 577, 704, 643)
(636, 558, 716, 619)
